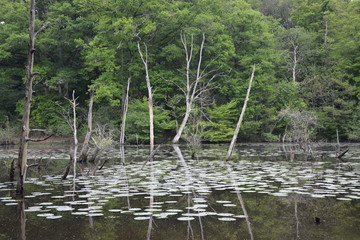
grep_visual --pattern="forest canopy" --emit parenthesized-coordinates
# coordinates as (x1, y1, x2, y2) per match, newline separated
(0, 0, 359, 143)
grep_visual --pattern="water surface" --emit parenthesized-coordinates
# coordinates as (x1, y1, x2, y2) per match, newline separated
(1, 143, 360, 239)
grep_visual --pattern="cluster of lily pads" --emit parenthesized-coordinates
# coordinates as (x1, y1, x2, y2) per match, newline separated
(1, 145, 360, 222)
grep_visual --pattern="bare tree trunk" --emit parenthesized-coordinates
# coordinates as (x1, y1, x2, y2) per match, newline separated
(173, 33, 209, 144)
(17, 200, 26, 240)
(292, 44, 298, 84)
(79, 88, 94, 162)
(226, 65, 255, 161)
(324, 19, 328, 46)
(172, 105, 191, 144)
(62, 91, 78, 180)
(138, 42, 154, 154)
(119, 75, 131, 146)
(16, 0, 36, 195)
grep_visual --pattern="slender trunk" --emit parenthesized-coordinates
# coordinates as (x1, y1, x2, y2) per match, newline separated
(17, 200, 26, 240)
(147, 75, 154, 154)
(79, 88, 94, 162)
(336, 128, 340, 150)
(16, 0, 36, 195)
(226, 65, 255, 161)
(324, 19, 328, 46)
(172, 34, 206, 144)
(120, 76, 131, 145)
(292, 45, 298, 84)
(138, 42, 154, 154)
(172, 104, 191, 144)
(62, 91, 78, 180)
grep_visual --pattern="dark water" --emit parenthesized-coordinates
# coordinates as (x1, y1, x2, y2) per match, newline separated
(0, 143, 360, 240)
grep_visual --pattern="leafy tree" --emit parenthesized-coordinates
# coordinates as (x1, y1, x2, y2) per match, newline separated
(125, 98, 174, 144)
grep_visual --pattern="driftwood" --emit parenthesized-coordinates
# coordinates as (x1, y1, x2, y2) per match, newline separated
(25, 134, 53, 142)
(336, 148, 349, 162)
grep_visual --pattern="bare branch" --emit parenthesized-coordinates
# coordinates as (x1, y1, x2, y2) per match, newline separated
(25, 134, 53, 142)
(196, 33, 205, 81)
(161, 76, 186, 95)
(35, 22, 50, 37)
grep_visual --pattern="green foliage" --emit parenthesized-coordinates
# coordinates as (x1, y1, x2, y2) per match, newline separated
(1, 0, 360, 142)
(204, 101, 238, 142)
(125, 98, 175, 144)
(31, 95, 73, 136)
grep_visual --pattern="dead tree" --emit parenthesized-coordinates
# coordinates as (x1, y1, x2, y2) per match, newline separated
(78, 88, 94, 162)
(62, 91, 79, 180)
(137, 42, 154, 154)
(226, 65, 255, 161)
(16, 0, 37, 195)
(15, 0, 50, 195)
(172, 33, 218, 144)
(119, 74, 131, 146)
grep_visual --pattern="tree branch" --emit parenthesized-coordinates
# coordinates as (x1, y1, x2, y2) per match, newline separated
(26, 134, 53, 142)
(35, 22, 50, 37)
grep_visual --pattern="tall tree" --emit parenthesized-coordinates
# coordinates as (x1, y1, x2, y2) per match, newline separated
(16, 0, 36, 195)
(138, 42, 155, 153)
(172, 33, 219, 144)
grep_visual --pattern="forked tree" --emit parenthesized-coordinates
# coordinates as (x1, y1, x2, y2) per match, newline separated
(172, 33, 219, 144)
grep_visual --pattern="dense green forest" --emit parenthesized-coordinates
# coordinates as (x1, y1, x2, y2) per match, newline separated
(0, 0, 359, 144)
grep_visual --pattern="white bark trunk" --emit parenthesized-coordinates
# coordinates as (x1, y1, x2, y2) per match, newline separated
(120, 76, 131, 146)
(172, 33, 206, 144)
(226, 65, 255, 161)
(138, 42, 154, 154)
(79, 88, 94, 162)
(292, 45, 298, 84)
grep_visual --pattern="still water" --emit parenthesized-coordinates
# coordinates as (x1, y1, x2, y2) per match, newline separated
(0, 143, 360, 240)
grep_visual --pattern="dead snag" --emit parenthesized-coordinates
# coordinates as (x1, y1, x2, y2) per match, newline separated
(226, 65, 255, 161)
(137, 42, 154, 154)
(16, 0, 36, 195)
(79, 88, 94, 163)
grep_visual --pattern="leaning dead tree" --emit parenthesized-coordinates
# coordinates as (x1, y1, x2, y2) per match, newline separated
(78, 88, 94, 163)
(137, 42, 155, 154)
(172, 33, 219, 144)
(226, 65, 256, 161)
(119, 74, 131, 146)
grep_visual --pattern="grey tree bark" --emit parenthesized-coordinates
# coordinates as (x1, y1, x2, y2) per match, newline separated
(16, 0, 36, 195)
(79, 88, 94, 162)
(138, 42, 154, 154)
(119, 75, 131, 146)
(226, 65, 255, 161)
(172, 33, 217, 144)
(62, 91, 78, 180)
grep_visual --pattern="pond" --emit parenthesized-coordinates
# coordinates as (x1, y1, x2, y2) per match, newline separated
(1, 143, 360, 240)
